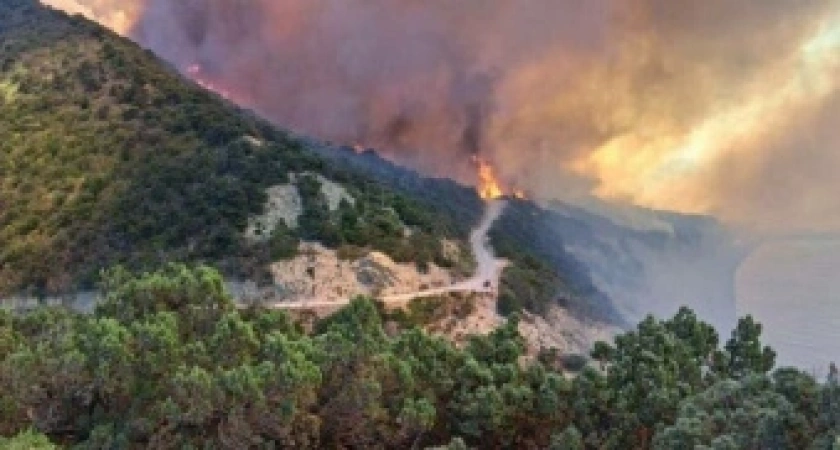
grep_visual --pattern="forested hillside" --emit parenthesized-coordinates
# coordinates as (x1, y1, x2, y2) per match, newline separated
(2, 1, 837, 449)
(0, 0, 469, 297)
(0, 0, 616, 324)
(0, 264, 837, 448)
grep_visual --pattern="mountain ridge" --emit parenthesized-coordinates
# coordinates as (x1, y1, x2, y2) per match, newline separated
(0, 0, 463, 297)
(1, 0, 617, 324)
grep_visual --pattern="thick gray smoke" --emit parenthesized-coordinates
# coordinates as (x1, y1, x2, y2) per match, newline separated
(42, 0, 840, 234)
(126, 0, 612, 184)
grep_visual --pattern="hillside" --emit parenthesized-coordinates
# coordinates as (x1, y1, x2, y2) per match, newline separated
(313, 143, 752, 329)
(0, 0, 627, 329)
(542, 200, 747, 331)
(2, 2, 840, 448)
(309, 144, 620, 323)
(0, 0, 475, 299)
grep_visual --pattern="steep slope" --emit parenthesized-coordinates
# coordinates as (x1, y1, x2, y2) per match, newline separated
(311, 144, 622, 323)
(1, 0, 639, 331)
(0, 0, 465, 297)
(538, 200, 746, 330)
(315, 142, 748, 328)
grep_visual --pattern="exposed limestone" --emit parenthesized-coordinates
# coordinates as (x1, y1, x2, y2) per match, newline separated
(245, 184, 302, 241)
(292, 172, 355, 211)
(245, 172, 357, 242)
(518, 304, 620, 359)
(390, 291, 618, 361)
(268, 243, 457, 302)
(428, 293, 505, 345)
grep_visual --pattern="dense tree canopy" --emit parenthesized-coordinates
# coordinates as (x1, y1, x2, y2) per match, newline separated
(0, 265, 836, 448)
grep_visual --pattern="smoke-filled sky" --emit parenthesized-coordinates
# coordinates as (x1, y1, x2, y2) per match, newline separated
(42, 0, 840, 233)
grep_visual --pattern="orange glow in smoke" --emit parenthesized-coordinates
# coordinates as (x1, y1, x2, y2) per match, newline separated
(473, 156, 505, 200)
(186, 64, 235, 101)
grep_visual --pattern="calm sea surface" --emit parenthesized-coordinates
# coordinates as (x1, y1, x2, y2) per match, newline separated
(736, 239, 840, 377)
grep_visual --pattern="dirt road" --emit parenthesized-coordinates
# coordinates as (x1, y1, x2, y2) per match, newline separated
(265, 199, 508, 311)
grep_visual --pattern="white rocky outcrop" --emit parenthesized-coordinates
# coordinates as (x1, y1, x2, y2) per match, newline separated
(299, 173, 354, 211)
(245, 173, 356, 242)
(518, 305, 620, 359)
(245, 184, 302, 241)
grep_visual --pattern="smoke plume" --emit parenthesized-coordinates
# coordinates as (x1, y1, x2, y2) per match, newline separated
(41, 0, 840, 233)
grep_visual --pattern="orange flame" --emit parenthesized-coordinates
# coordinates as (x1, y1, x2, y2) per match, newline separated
(472, 156, 528, 200)
(187, 64, 235, 101)
(473, 156, 505, 200)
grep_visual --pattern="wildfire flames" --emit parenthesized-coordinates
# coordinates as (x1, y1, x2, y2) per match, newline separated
(40, 0, 840, 231)
(473, 156, 524, 201)
(186, 64, 235, 101)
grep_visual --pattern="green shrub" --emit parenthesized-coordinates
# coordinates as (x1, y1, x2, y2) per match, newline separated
(0, 429, 56, 449)
(560, 353, 589, 372)
(496, 292, 522, 317)
(268, 222, 300, 260)
(337, 244, 368, 261)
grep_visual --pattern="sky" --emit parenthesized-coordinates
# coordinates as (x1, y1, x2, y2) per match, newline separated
(41, 0, 840, 234)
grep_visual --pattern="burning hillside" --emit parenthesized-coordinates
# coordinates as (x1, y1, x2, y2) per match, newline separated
(473, 156, 526, 201)
(185, 64, 237, 102)
(474, 156, 503, 201)
(40, 0, 840, 233)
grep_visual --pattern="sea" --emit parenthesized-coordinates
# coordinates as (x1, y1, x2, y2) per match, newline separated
(736, 239, 840, 379)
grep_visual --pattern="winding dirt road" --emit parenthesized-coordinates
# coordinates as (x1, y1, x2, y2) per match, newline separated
(265, 199, 508, 310)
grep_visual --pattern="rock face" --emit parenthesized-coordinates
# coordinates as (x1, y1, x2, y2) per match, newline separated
(246, 184, 303, 240)
(305, 173, 354, 211)
(517, 305, 620, 359)
(245, 173, 356, 242)
(268, 243, 457, 302)
(543, 200, 747, 333)
(394, 292, 618, 361)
